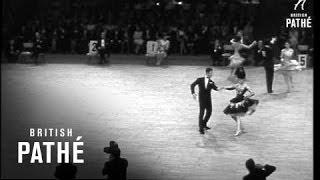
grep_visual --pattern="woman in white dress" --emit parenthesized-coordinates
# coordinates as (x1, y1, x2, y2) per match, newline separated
(228, 36, 256, 81)
(274, 41, 302, 92)
(156, 34, 170, 66)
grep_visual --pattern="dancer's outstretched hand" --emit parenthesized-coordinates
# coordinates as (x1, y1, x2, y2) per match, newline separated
(252, 40, 257, 46)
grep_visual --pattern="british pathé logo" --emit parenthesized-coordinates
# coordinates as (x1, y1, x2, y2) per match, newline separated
(294, 0, 307, 10)
(285, 0, 312, 28)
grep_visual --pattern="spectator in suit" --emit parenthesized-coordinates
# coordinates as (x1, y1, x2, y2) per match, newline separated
(177, 27, 187, 55)
(102, 141, 128, 180)
(120, 27, 130, 54)
(32, 32, 45, 64)
(211, 39, 223, 66)
(96, 31, 111, 64)
(70, 26, 82, 54)
(243, 158, 276, 180)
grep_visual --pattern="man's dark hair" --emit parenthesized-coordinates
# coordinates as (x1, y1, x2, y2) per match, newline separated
(245, 158, 255, 171)
(205, 68, 213, 73)
(104, 141, 121, 158)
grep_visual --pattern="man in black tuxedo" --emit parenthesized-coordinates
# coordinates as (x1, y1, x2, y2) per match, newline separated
(190, 68, 221, 134)
(256, 39, 274, 93)
(32, 32, 45, 64)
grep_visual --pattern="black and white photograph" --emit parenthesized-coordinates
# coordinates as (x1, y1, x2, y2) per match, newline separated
(1, 0, 315, 179)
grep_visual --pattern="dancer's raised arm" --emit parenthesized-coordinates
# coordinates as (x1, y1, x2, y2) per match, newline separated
(221, 85, 236, 90)
(240, 41, 257, 49)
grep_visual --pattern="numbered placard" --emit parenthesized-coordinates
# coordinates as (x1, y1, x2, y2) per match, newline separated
(146, 41, 158, 55)
(88, 40, 98, 55)
(298, 54, 308, 68)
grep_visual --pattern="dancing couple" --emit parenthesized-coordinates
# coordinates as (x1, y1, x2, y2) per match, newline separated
(256, 38, 303, 93)
(230, 35, 302, 93)
(191, 68, 258, 136)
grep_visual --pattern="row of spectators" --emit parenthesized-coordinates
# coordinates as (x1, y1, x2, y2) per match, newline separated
(54, 140, 276, 180)
(4, 0, 313, 63)
(7, 22, 254, 55)
(5, 0, 258, 55)
(5, 21, 311, 56)
(54, 141, 128, 180)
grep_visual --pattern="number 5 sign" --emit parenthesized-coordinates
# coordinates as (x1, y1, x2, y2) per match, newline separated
(146, 41, 158, 56)
(298, 54, 308, 68)
(88, 40, 98, 55)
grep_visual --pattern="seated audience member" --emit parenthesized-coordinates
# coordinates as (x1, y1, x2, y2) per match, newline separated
(243, 158, 276, 180)
(211, 39, 223, 66)
(103, 141, 128, 180)
(32, 32, 45, 64)
(6, 38, 21, 63)
(156, 33, 170, 66)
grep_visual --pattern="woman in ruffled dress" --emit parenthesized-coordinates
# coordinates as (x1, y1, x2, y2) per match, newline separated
(274, 41, 303, 92)
(221, 67, 259, 136)
(228, 36, 256, 81)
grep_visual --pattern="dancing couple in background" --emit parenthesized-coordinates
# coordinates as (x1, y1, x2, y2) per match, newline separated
(190, 68, 258, 136)
(256, 37, 303, 94)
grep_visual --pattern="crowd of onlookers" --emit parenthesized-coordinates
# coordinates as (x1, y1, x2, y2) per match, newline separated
(4, 0, 257, 57)
(3, 0, 313, 66)
(54, 140, 276, 180)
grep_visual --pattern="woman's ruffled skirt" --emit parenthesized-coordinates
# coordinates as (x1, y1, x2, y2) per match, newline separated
(223, 98, 259, 117)
(274, 60, 303, 72)
(228, 54, 245, 68)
